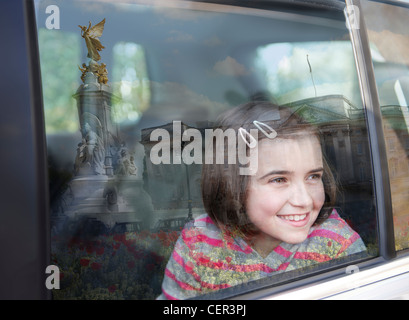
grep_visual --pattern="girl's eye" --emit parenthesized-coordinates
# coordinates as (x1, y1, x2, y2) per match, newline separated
(269, 177, 287, 184)
(308, 174, 322, 181)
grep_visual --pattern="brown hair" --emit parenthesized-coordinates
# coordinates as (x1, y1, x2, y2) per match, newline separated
(201, 101, 336, 234)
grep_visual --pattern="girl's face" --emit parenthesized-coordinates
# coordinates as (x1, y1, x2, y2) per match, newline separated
(246, 135, 325, 254)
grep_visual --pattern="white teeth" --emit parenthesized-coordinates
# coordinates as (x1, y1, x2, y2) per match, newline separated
(279, 214, 306, 221)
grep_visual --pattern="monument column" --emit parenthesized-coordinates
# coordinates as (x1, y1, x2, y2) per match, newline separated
(60, 18, 153, 230)
(73, 72, 119, 176)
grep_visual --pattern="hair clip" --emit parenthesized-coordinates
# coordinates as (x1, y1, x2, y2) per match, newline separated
(253, 120, 277, 139)
(238, 127, 257, 148)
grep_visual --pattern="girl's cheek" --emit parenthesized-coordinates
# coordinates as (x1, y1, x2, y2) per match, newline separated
(313, 184, 326, 206)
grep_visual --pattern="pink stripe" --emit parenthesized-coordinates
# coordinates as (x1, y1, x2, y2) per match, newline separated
(329, 209, 340, 218)
(274, 245, 293, 258)
(336, 232, 360, 257)
(277, 262, 290, 271)
(327, 209, 345, 223)
(201, 281, 231, 290)
(236, 263, 273, 273)
(165, 268, 199, 291)
(349, 231, 360, 243)
(294, 251, 331, 262)
(308, 229, 346, 243)
(310, 228, 361, 257)
(172, 249, 231, 291)
(193, 253, 275, 273)
(172, 249, 203, 282)
(195, 216, 215, 224)
(183, 232, 224, 247)
(228, 262, 273, 273)
(182, 230, 251, 253)
(161, 288, 178, 300)
(226, 240, 253, 254)
(172, 249, 189, 271)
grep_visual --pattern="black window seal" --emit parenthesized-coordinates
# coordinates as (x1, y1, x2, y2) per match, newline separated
(23, 0, 51, 299)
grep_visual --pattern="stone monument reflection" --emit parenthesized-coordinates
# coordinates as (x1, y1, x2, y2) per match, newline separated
(58, 19, 153, 235)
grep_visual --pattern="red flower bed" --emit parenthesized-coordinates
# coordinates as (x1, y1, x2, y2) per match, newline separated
(51, 228, 180, 299)
(91, 262, 102, 270)
(80, 258, 90, 267)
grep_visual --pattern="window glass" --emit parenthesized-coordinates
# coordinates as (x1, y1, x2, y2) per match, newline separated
(362, 0, 409, 251)
(38, 28, 80, 133)
(111, 42, 150, 123)
(36, 0, 377, 300)
(256, 41, 362, 106)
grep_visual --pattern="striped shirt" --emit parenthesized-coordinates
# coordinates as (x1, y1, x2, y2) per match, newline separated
(157, 209, 366, 300)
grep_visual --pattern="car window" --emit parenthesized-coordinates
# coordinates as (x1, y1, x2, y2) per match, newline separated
(35, 0, 378, 300)
(361, 0, 409, 251)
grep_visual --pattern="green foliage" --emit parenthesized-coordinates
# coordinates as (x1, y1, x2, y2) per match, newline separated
(38, 28, 81, 133)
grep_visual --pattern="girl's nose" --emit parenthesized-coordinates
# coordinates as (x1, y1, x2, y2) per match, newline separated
(289, 182, 313, 208)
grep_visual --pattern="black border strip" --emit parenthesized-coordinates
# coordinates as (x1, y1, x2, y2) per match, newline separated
(23, 0, 51, 300)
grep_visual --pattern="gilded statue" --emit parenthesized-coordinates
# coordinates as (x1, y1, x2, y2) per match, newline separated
(78, 18, 106, 62)
(78, 62, 108, 84)
(78, 63, 89, 83)
(96, 63, 108, 84)
(78, 19, 109, 84)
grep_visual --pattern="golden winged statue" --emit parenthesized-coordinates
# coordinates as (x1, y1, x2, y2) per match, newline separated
(78, 18, 106, 62)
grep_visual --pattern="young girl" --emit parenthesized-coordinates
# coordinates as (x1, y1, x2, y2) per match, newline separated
(158, 101, 366, 300)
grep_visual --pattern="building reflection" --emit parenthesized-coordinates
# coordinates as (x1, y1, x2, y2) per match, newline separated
(140, 95, 409, 243)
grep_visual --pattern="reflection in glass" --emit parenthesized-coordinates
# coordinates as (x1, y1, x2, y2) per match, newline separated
(256, 42, 361, 107)
(158, 102, 368, 299)
(34, 0, 378, 299)
(38, 29, 81, 133)
(112, 42, 150, 124)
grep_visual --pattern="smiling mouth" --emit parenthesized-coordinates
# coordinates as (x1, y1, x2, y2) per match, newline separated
(277, 213, 308, 222)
